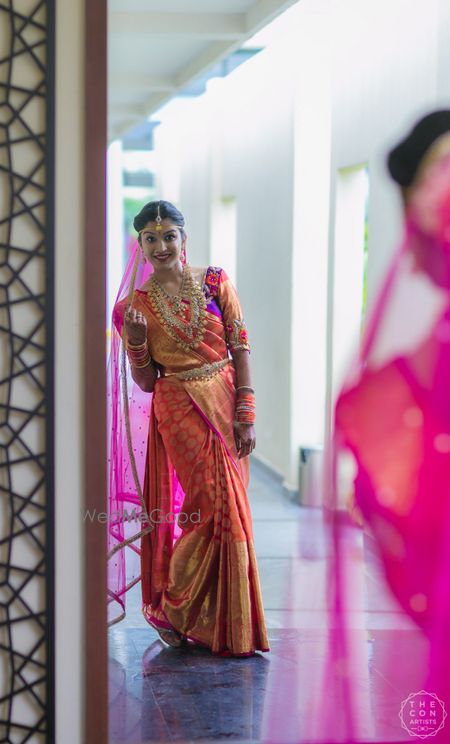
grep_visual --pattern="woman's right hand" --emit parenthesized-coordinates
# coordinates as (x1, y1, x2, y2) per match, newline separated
(124, 306, 148, 345)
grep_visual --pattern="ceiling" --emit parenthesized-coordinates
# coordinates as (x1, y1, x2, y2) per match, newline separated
(108, 0, 299, 140)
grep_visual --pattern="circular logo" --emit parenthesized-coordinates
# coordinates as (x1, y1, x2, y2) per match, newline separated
(399, 691, 447, 739)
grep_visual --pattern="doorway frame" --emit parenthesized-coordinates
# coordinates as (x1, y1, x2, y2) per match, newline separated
(84, 0, 108, 741)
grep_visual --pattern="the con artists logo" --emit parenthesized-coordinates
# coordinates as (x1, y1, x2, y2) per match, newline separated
(399, 691, 447, 739)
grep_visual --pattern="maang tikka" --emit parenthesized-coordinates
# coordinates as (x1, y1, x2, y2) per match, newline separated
(155, 201, 163, 232)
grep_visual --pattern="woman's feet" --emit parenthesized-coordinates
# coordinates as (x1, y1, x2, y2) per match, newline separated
(156, 627, 185, 647)
(143, 608, 187, 647)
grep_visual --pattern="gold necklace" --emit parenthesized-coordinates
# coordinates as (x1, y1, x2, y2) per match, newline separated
(151, 266, 187, 315)
(147, 264, 207, 351)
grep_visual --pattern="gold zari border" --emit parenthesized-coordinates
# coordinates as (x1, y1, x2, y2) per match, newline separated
(165, 357, 231, 381)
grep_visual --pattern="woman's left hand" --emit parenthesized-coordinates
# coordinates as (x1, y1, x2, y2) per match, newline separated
(234, 423, 256, 459)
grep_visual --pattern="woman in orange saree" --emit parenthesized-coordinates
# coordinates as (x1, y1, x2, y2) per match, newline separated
(110, 200, 270, 658)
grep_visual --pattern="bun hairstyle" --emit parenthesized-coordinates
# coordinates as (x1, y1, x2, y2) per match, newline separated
(387, 110, 450, 187)
(133, 200, 186, 238)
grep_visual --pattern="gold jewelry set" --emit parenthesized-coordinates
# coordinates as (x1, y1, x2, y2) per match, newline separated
(138, 202, 183, 236)
(132, 199, 252, 387)
(139, 202, 165, 233)
(126, 264, 215, 378)
(126, 262, 255, 394)
(146, 264, 207, 354)
(127, 265, 255, 387)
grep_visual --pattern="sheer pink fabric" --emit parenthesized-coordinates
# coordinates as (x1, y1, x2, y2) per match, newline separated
(107, 239, 185, 625)
(326, 149, 450, 740)
(263, 148, 450, 743)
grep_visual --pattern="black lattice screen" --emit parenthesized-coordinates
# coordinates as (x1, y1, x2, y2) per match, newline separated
(0, 0, 55, 741)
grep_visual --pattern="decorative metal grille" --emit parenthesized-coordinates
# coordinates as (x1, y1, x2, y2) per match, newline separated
(0, 0, 54, 741)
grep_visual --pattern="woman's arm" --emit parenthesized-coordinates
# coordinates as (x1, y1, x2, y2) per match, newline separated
(232, 348, 252, 389)
(123, 306, 157, 393)
(211, 268, 255, 459)
(231, 348, 256, 459)
(130, 361, 158, 393)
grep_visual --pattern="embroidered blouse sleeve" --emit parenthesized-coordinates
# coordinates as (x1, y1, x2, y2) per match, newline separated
(205, 266, 250, 353)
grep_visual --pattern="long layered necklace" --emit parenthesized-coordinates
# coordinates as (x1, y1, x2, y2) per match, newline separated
(147, 264, 207, 351)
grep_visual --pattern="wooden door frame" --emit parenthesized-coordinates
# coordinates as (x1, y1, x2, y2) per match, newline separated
(84, 0, 108, 741)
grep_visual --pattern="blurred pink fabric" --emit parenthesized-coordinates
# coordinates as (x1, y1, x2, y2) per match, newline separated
(263, 148, 450, 743)
(330, 148, 450, 740)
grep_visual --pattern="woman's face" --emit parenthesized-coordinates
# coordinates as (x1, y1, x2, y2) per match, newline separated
(401, 170, 450, 288)
(140, 219, 186, 270)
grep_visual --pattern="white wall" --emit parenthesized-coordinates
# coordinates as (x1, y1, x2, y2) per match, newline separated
(155, 37, 297, 484)
(324, 0, 442, 440)
(330, 0, 438, 295)
(55, 0, 84, 741)
(153, 0, 450, 490)
(437, 0, 450, 101)
(290, 7, 331, 484)
(218, 46, 296, 483)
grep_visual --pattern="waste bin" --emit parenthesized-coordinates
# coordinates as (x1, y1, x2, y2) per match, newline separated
(298, 446, 324, 507)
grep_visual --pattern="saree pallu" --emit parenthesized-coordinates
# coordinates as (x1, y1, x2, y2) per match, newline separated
(129, 267, 270, 656)
(315, 148, 450, 741)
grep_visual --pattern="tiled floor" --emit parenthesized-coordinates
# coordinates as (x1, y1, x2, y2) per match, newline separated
(108, 460, 428, 744)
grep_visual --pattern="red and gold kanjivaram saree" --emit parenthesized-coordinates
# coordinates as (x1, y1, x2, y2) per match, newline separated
(113, 265, 269, 657)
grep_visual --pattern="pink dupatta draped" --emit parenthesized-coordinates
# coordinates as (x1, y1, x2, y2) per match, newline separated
(106, 240, 186, 625)
(326, 144, 450, 740)
(263, 141, 450, 743)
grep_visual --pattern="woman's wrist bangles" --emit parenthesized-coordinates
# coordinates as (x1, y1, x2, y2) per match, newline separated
(126, 340, 152, 369)
(235, 390, 256, 425)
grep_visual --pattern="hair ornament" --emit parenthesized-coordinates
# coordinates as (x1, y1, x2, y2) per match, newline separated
(155, 201, 163, 231)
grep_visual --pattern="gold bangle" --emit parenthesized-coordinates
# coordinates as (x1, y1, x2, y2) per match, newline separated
(132, 357, 153, 369)
(127, 340, 148, 350)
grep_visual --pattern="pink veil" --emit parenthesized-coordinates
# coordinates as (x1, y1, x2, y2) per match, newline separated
(106, 237, 187, 625)
(262, 135, 450, 743)
(323, 136, 450, 740)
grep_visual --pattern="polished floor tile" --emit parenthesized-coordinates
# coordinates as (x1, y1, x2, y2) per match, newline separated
(108, 459, 430, 744)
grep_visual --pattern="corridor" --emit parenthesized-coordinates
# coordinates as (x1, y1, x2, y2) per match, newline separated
(108, 462, 422, 744)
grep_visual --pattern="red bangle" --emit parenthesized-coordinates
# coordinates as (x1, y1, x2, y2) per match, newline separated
(126, 341, 152, 368)
(235, 391, 255, 424)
